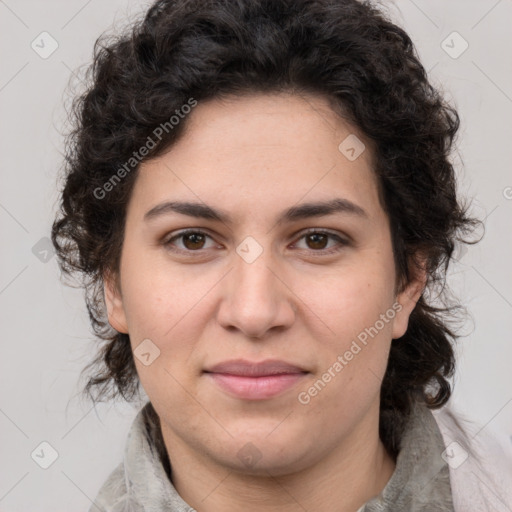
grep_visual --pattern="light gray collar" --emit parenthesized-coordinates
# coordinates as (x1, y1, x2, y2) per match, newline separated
(122, 403, 193, 512)
(358, 400, 454, 512)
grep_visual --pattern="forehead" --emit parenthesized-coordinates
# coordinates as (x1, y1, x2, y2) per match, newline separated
(130, 92, 382, 223)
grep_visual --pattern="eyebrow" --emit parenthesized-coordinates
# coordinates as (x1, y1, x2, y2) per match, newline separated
(144, 198, 368, 225)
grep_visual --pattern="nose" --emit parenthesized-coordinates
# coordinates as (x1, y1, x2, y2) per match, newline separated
(215, 244, 296, 339)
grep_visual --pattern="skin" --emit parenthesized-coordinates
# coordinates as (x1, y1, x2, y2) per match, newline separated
(105, 92, 426, 512)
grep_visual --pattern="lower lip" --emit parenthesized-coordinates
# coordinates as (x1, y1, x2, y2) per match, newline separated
(206, 372, 307, 400)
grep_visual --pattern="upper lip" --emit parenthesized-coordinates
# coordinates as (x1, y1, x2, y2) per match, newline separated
(204, 359, 308, 377)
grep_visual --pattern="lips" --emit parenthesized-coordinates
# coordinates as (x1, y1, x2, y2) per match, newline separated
(204, 359, 307, 377)
(204, 359, 308, 400)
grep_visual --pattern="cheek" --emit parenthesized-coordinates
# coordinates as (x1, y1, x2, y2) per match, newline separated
(292, 260, 397, 410)
(119, 242, 204, 338)
(296, 276, 395, 419)
(294, 260, 396, 342)
(118, 258, 222, 400)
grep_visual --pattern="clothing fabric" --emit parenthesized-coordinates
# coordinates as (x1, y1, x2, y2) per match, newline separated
(357, 399, 454, 512)
(89, 400, 512, 512)
(433, 405, 512, 512)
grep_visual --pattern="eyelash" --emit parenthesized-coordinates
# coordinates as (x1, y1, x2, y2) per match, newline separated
(162, 228, 349, 256)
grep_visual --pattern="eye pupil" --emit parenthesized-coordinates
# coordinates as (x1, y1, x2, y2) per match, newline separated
(307, 233, 328, 249)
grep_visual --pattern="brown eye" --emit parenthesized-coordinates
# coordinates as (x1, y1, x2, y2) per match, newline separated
(164, 230, 216, 253)
(182, 232, 206, 250)
(305, 232, 329, 250)
(293, 229, 349, 254)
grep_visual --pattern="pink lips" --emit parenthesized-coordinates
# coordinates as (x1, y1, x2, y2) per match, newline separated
(204, 359, 308, 400)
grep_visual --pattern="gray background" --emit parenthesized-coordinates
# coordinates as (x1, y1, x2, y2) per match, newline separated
(1, 0, 511, 510)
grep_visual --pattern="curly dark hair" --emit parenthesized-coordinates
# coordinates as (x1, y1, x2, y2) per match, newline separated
(52, 0, 480, 457)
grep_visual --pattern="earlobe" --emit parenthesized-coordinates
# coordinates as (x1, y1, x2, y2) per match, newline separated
(103, 272, 129, 334)
(391, 261, 427, 340)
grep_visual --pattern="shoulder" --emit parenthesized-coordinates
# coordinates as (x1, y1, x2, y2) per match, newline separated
(89, 402, 190, 512)
(432, 402, 512, 512)
(89, 461, 143, 512)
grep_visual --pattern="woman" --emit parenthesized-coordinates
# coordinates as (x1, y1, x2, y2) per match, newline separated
(51, 0, 512, 510)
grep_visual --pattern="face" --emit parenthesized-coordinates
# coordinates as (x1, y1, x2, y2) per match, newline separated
(105, 92, 424, 476)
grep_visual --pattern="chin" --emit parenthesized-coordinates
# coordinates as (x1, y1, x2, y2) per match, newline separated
(214, 434, 317, 477)
(221, 452, 306, 477)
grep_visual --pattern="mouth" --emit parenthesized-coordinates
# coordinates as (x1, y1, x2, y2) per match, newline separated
(203, 359, 309, 400)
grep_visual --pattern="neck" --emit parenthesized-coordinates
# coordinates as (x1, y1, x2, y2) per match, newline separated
(160, 404, 396, 512)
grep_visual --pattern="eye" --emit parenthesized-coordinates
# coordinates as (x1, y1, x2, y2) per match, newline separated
(293, 229, 349, 254)
(163, 229, 217, 252)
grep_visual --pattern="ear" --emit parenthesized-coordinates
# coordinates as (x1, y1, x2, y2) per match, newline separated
(103, 270, 129, 334)
(391, 257, 428, 340)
